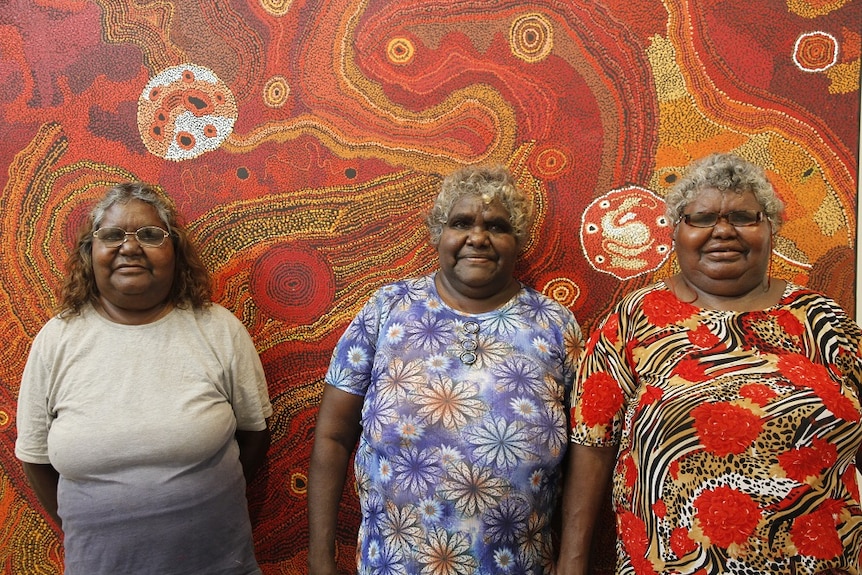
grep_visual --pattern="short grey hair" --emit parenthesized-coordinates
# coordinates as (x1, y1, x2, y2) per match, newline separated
(426, 165, 533, 247)
(665, 153, 784, 229)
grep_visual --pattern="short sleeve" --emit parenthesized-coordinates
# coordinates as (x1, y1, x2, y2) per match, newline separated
(222, 309, 272, 431)
(324, 289, 384, 396)
(559, 308, 584, 398)
(15, 324, 54, 464)
(805, 293, 862, 401)
(570, 301, 636, 448)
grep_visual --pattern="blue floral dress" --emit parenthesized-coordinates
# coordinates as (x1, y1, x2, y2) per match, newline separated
(326, 274, 582, 574)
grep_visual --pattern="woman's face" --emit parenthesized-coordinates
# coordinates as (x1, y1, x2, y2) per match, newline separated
(92, 199, 175, 312)
(436, 194, 520, 305)
(673, 188, 772, 297)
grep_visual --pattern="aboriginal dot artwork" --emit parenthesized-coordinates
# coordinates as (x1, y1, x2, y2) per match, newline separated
(0, 1, 859, 573)
(138, 64, 238, 161)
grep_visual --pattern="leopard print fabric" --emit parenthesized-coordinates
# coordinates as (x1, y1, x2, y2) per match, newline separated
(571, 282, 862, 574)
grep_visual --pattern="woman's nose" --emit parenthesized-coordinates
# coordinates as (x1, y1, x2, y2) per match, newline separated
(117, 235, 144, 253)
(710, 218, 737, 236)
(466, 226, 490, 244)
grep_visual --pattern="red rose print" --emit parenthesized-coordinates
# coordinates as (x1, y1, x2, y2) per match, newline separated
(630, 555, 660, 575)
(773, 309, 805, 337)
(618, 510, 650, 558)
(779, 354, 834, 389)
(691, 402, 762, 456)
(579, 372, 624, 427)
(672, 358, 708, 382)
(778, 354, 860, 422)
(669, 460, 680, 480)
(642, 290, 698, 327)
(739, 383, 777, 406)
(585, 329, 601, 355)
(652, 499, 666, 519)
(638, 385, 663, 409)
(816, 383, 861, 422)
(670, 526, 697, 558)
(777, 437, 837, 482)
(791, 506, 843, 559)
(622, 453, 637, 489)
(687, 324, 719, 348)
(602, 313, 620, 341)
(694, 485, 760, 548)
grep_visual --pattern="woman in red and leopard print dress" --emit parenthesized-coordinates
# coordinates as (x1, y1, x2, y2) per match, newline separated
(558, 153, 862, 575)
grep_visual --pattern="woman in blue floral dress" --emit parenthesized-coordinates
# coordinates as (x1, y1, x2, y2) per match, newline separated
(308, 165, 582, 575)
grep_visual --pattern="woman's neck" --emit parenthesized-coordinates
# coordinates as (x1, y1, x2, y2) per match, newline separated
(434, 274, 520, 314)
(669, 273, 785, 312)
(95, 296, 174, 325)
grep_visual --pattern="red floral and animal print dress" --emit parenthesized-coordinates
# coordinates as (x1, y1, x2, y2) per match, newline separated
(571, 281, 862, 575)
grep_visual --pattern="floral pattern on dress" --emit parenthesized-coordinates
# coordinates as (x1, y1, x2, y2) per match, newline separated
(571, 282, 862, 574)
(328, 274, 582, 574)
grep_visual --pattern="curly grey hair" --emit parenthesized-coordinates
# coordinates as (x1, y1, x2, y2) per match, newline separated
(427, 165, 533, 247)
(665, 153, 784, 230)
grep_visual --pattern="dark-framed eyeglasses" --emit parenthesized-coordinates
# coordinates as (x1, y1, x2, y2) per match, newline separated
(92, 226, 170, 248)
(459, 321, 480, 365)
(679, 210, 764, 228)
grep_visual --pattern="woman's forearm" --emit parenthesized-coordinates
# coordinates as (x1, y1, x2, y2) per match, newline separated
(21, 461, 61, 527)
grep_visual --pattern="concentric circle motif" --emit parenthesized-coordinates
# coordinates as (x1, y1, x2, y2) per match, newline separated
(510, 12, 554, 63)
(259, 0, 292, 17)
(793, 31, 838, 72)
(543, 277, 581, 308)
(387, 37, 415, 65)
(580, 186, 672, 280)
(250, 243, 336, 325)
(292, 473, 308, 494)
(263, 75, 290, 108)
(137, 64, 238, 161)
(528, 143, 572, 181)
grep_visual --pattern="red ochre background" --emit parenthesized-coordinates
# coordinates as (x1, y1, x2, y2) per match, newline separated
(0, 1, 860, 573)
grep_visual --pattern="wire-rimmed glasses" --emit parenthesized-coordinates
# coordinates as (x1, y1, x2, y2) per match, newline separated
(93, 226, 170, 248)
(679, 210, 763, 228)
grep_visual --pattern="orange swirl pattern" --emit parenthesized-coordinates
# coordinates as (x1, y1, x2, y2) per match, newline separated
(0, 1, 859, 573)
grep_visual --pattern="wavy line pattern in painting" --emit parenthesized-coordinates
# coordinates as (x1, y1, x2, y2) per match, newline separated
(0, 0, 858, 572)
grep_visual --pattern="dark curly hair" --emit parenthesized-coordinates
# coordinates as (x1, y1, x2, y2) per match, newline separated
(57, 182, 212, 315)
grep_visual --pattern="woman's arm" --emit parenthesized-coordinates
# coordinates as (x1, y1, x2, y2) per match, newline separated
(21, 461, 61, 527)
(557, 443, 617, 575)
(307, 385, 364, 575)
(236, 426, 271, 483)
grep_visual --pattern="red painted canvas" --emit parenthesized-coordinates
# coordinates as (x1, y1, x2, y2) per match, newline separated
(0, 0, 859, 572)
